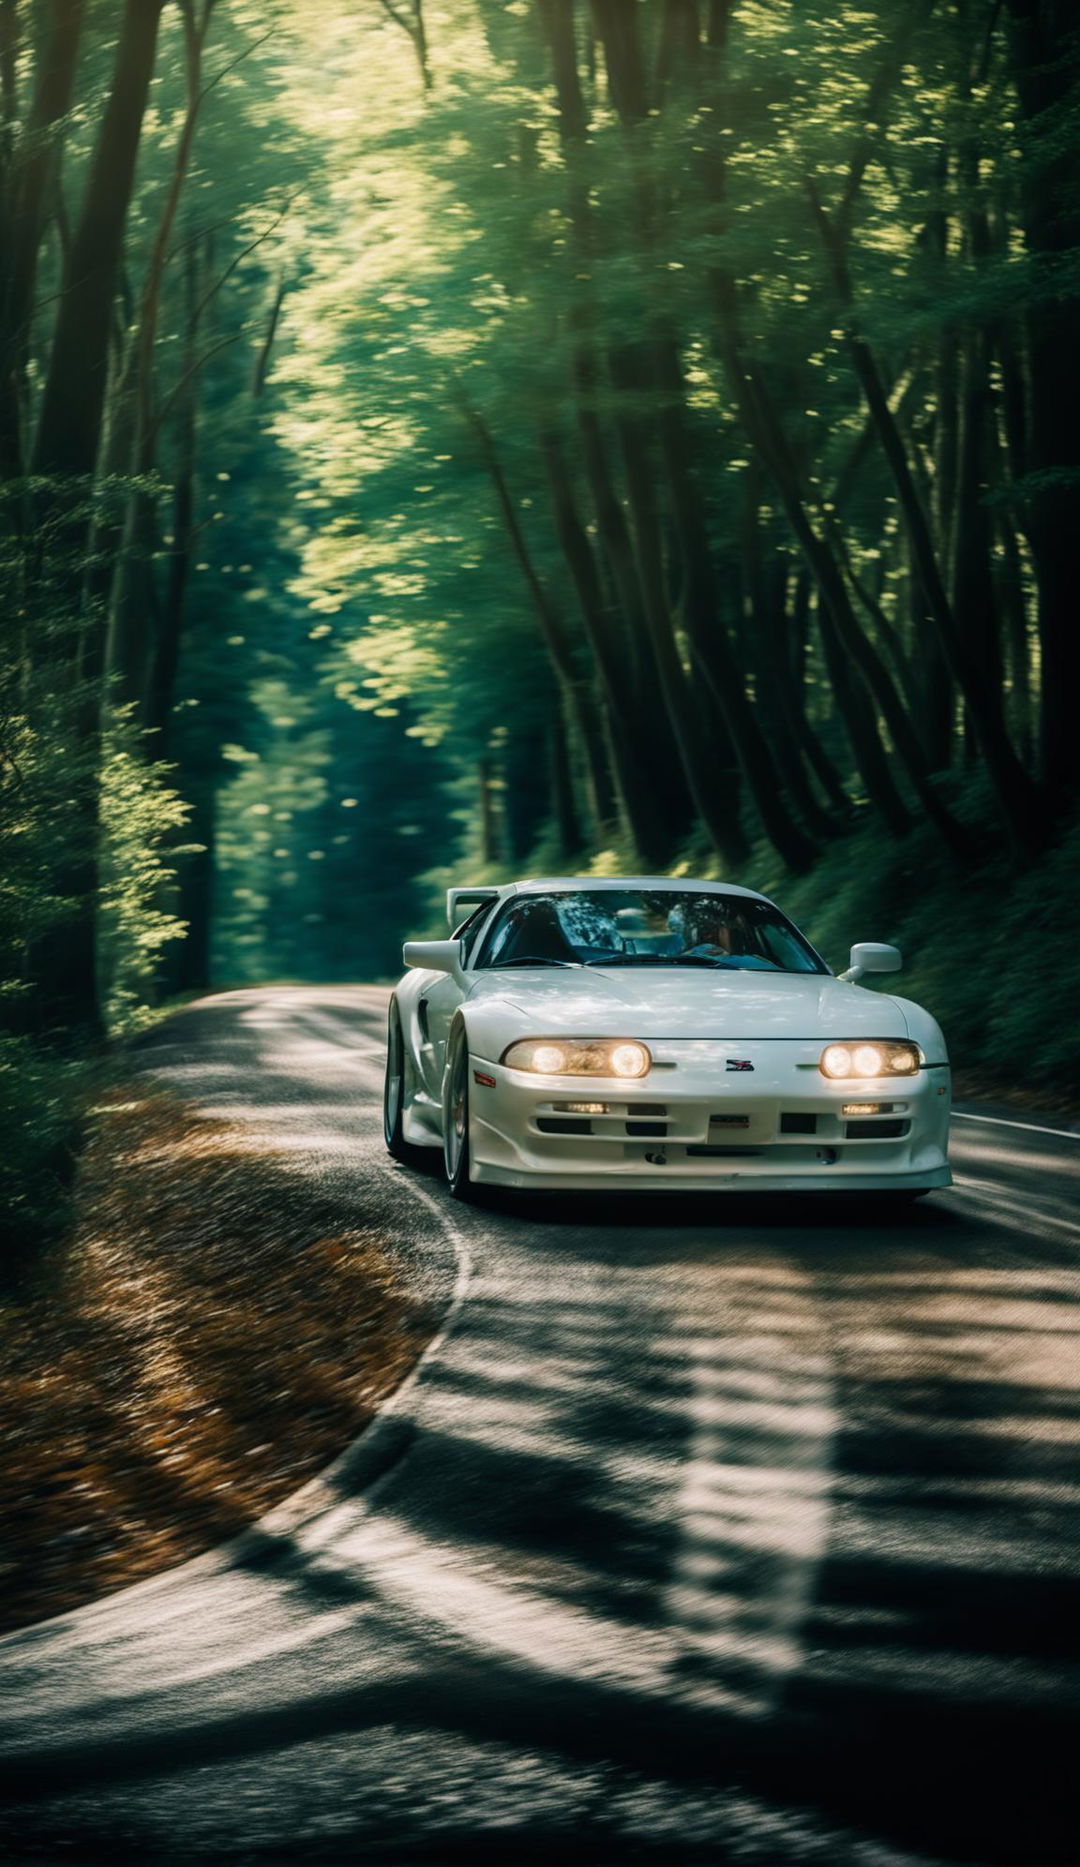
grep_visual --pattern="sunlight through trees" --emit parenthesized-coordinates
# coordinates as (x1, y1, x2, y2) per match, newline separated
(2, 0, 1078, 1240)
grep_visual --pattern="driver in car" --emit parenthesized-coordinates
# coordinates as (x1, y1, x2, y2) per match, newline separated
(680, 905, 782, 969)
(681, 907, 736, 958)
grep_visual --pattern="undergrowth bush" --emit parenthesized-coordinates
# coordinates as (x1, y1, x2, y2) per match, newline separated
(0, 1037, 89, 1257)
(741, 800, 1080, 1102)
(2, 662, 193, 1260)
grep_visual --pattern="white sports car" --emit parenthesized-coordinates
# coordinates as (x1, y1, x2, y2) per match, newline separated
(383, 876, 951, 1202)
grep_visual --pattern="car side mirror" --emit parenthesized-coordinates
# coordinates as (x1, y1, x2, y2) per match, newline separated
(841, 941, 902, 983)
(402, 938, 463, 976)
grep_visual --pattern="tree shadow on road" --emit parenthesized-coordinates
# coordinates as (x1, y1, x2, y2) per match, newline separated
(7, 992, 1074, 1864)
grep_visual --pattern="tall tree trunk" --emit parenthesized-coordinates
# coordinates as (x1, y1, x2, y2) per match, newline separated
(1003, 0, 1080, 801)
(909, 538, 953, 772)
(23, 0, 164, 1040)
(0, 0, 85, 479)
(571, 370, 698, 850)
(31, 0, 165, 482)
(542, 430, 681, 865)
(737, 353, 927, 840)
(805, 180, 1043, 851)
(548, 704, 583, 860)
(785, 576, 853, 817)
(691, 18, 915, 841)
(539, 0, 697, 863)
(714, 340, 916, 838)
(466, 404, 617, 841)
(925, 288, 958, 771)
(587, 3, 773, 869)
(147, 252, 199, 750)
(0, 0, 16, 132)
(504, 719, 554, 861)
(952, 324, 1000, 761)
(610, 343, 769, 868)
(742, 501, 841, 841)
(108, 0, 215, 713)
(952, 118, 1001, 763)
(478, 755, 501, 864)
(995, 507, 1034, 765)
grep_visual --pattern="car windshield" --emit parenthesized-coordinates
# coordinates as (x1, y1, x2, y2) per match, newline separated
(474, 889, 826, 975)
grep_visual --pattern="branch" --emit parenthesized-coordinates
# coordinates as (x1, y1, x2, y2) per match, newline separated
(131, 0, 221, 468)
(375, 0, 411, 31)
(821, 506, 919, 715)
(831, 2, 931, 246)
(166, 203, 264, 262)
(462, 398, 575, 671)
(252, 275, 286, 395)
(375, 0, 430, 91)
(972, 0, 1003, 87)
(196, 25, 275, 106)
(190, 199, 296, 331)
(148, 329, 242, 440)
(828, 363, 917, 508)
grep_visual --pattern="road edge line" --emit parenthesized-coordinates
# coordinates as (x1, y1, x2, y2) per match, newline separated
(0, 1152, 473, 1648)
(951, 1110, 1080, 1142)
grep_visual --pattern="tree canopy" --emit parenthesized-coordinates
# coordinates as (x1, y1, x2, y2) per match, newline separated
(2, 0, 1079, 1236)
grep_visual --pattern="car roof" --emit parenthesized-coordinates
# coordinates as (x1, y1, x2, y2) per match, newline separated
(502, 876, 771, 903)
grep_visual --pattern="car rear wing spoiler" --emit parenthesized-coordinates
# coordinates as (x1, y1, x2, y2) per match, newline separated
(446, 885, 500, 929)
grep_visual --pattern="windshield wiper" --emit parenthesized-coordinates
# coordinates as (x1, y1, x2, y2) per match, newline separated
(490, 956, 581, 969)
(582, 954, 661, 966)
(665, 954, 743, 968)
(583, 953, 738, 968)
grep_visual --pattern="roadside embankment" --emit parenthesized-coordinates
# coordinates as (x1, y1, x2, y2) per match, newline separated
(1, 1084, 440, 1635)
(761, 803, 1080, 1111)
(475, 797, 1080, 1111)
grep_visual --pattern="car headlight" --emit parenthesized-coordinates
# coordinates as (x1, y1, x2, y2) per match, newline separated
(501, 1037, 652, 1078)
(820, 1040, 921, 1080)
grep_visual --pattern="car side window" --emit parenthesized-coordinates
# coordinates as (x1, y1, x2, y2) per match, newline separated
(453, 902, 496, 967)
(474, 898, 576, 968)
(474, 903, 519, 968)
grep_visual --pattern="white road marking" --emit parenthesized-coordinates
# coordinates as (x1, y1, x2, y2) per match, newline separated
(952, 1110, 1080, 1142)
(249, 1093, 475, 1546)
(663, 1266, 837, 1718)
(0, 995, 473, 1735)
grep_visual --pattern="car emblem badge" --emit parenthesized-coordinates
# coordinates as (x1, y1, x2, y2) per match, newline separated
(726, 1059, 754, 1071)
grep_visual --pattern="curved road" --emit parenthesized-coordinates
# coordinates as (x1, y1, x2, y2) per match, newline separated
(2, 988, 1078, 1865)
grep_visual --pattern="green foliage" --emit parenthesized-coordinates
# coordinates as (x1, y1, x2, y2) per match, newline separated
(0, 667, 88, 1255)
(0, 1036, 87, 1259)
(747, 795, 1080, 1100)
(99, 714, 195, 1034)
(3, 0, 1078, 1284)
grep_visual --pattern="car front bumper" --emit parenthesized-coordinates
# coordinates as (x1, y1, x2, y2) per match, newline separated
(467, 1038, 951, 1192)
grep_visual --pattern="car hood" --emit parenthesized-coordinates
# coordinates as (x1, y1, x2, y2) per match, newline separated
(464, 967, 909, 1040)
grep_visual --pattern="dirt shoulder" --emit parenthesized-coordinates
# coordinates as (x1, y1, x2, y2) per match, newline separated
(0, 1088, 441, 1637)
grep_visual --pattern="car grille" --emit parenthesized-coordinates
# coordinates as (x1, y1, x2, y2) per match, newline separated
(529, 1097, 915, 1165)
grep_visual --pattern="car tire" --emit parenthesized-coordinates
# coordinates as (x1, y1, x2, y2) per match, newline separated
(384, 1002, 419, 1164)
(444, 1030, 484, 1203)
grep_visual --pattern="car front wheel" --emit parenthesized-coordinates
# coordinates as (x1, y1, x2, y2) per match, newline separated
(444, 1032, 482, 1203)
(384, 1002, 415, 1163)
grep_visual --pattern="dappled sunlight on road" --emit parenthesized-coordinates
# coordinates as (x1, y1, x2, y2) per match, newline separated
(3, 990, 1079, 1864)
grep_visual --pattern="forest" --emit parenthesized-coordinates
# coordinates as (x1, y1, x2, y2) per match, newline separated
(2, 0, 1078, 1244)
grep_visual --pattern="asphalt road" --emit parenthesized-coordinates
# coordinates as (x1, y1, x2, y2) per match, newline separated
(2, 987, 1078, 1866)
